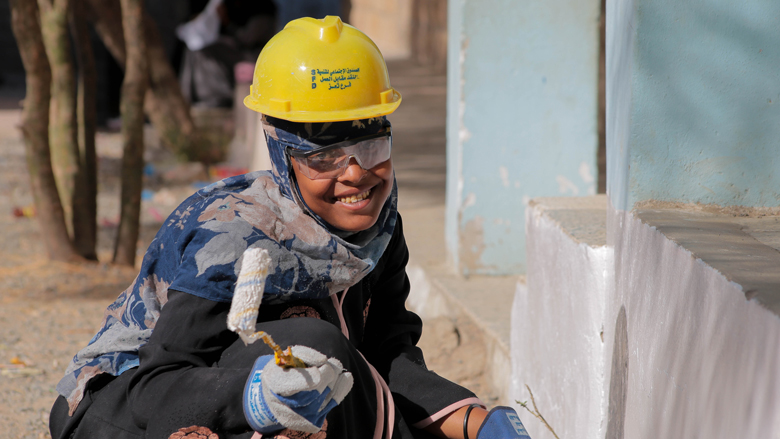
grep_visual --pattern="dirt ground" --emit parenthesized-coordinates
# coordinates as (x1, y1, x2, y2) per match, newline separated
(0, 112, 493, 438)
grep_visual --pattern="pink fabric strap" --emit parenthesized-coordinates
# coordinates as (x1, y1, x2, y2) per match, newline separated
(332, 288, 395, 439)
(357, 349, 395, 439)
(330, 292, 350, 341)
(411, 397, 487, 429)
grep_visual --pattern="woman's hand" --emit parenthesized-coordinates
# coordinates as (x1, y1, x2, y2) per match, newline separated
(242, 346, 353, 434)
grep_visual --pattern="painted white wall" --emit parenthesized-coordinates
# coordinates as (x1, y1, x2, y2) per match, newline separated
(512, 202, 610, 439)
(515, 198, 780, 438)
(601, 0, 780, 433)
(608, 205, 780, 438)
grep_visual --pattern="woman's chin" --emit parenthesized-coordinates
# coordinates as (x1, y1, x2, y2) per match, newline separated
(330, 213, 381, 232)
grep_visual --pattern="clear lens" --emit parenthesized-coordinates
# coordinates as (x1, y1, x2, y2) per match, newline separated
(293, 135, 392, 180)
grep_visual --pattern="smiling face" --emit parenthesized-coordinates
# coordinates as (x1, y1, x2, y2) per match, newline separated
(291, 156, 394, 232)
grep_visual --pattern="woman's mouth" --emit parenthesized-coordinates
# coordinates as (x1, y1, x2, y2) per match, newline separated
(337, 187, 371, 205)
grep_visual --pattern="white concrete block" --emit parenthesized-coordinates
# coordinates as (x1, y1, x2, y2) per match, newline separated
(516, 197, 780, 438)
(608, 206, 780, 439)
(512, 200, 610, 439)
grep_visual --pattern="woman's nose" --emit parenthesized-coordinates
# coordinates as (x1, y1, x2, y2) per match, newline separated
(338, 156, 367, 182)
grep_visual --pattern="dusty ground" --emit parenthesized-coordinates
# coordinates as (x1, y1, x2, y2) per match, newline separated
(0, 109, 492, 438)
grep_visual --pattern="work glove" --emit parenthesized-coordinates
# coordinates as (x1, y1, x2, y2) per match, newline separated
(476, 407, 532, 439)
(243, 345, 353, 434)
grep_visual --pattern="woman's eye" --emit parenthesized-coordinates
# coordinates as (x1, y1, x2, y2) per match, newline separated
(309, 159, 330, 169)
(312, 150, 344, 161)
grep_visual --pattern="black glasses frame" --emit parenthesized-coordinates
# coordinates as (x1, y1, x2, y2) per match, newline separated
(284, 129, 392, 158)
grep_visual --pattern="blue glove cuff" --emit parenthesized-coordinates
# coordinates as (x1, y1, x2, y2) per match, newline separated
(243, 355, 281, 433)
(476, 406, 532, 439)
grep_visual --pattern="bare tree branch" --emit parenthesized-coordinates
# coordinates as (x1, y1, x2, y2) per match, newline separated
(517, 384, 560, 439)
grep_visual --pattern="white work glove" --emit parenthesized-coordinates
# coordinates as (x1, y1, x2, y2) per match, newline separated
(243, 345, 353, 434)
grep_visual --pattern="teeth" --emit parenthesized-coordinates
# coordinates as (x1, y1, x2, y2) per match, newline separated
(339, 188, 371, 204)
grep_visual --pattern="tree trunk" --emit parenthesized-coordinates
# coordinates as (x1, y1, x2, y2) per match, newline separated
(84, 0, 195, 157)
(10, 0, 80, 262)
(38, 0, 93, 251)
(112, 0, 147, 267)
(70, 0, 98, 259)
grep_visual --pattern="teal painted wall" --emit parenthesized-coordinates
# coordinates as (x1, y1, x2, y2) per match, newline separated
(608, 0, 780, 211)
(446, 0, 600, 275)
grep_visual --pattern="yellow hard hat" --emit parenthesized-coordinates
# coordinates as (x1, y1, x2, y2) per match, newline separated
(243, 16, 402, 122)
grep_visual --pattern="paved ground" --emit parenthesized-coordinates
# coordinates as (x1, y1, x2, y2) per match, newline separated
(0, 59, 503, 438)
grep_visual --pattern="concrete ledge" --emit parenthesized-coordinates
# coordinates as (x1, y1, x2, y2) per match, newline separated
(528, 196, 607, 246)
(635, 205, 780, 314)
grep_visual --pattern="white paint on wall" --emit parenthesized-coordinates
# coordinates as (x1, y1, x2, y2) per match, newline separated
(513, 198, 780, 438)
(458, 94, 471, 144)
(511, 204, 609, 439)
(579, 161, 594, 184)
(499, 166, 510, 188)
(462, 192, 477, 209)
(608, 205, 780, 439)
(556, 175, 580, 195)
(579, 161, 597, 195)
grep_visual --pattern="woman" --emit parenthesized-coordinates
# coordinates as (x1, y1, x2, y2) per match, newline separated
(49, 16, 531, 439)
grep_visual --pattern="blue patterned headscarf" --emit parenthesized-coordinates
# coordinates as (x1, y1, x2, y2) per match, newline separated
(57, 116, 398, 414)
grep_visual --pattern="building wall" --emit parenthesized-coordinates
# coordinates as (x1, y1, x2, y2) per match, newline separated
(607, 0, 780, 210)
(446, 0, 600, 275)
(349, 0, 412, 60)
(513, 1, 780, 436)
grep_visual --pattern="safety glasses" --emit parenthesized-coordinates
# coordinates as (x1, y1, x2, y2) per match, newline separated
(286, 130, 392, 180)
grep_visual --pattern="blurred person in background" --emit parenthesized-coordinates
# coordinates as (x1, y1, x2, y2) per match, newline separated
(178, 0, 277, 108)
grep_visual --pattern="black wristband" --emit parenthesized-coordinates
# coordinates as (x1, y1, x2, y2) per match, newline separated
(463, 404, 480, 439)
